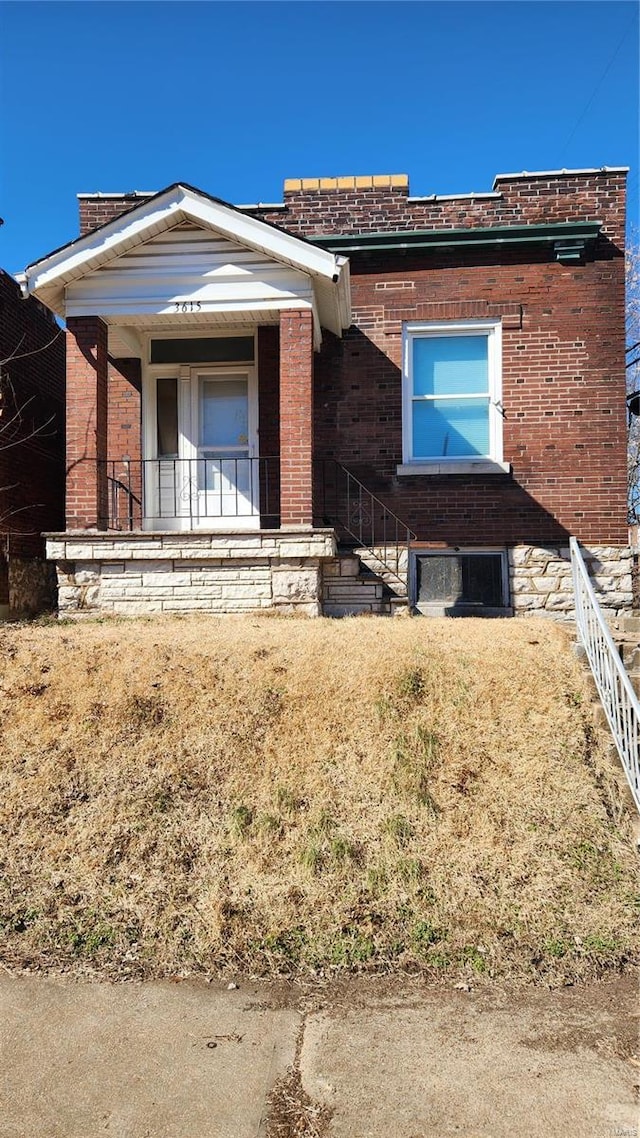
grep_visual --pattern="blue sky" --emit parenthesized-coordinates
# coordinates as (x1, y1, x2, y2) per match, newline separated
(0, 0, 637, 274)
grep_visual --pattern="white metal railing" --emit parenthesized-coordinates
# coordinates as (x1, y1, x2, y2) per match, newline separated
(570, 537, 640, 813)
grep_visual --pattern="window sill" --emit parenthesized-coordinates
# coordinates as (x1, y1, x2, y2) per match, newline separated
(397, 460, 511, 477)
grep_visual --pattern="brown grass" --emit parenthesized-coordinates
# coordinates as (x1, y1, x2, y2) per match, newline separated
(0, 614, 637, 984)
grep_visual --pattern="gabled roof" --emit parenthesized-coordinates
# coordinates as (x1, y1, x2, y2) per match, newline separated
(17, 183, 351, 337)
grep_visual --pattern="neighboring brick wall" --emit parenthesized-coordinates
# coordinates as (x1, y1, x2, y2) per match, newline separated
(65, 316, 108, 529)
(0, 269, 65, 568)
(279, 309, 314, 526)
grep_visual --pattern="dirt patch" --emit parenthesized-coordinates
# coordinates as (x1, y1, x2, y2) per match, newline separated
(266, 1026, 334, 1137)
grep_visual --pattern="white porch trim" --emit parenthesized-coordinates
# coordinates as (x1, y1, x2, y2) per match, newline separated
(17, 183, 351, 343)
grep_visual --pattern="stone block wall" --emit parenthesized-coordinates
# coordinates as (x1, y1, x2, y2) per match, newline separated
(509, 544, 632, 621)
(46, 530, 336, 618)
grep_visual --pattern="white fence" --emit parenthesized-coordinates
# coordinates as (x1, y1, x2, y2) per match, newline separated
(570, 537, 640, 813)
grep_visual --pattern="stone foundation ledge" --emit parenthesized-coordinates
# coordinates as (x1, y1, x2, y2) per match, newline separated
(45, 529, 336, 562)
(46, 529, 337, 617)
(509, 544, 632, 619)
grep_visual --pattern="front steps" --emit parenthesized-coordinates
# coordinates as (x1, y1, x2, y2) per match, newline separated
(322, 551, 409, 617)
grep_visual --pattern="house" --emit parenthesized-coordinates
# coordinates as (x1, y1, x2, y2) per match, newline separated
(16, 167, 631, 618)
(0, 262, 65, 617)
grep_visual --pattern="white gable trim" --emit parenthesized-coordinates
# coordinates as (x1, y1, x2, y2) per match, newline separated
(19, 183, 349, 304)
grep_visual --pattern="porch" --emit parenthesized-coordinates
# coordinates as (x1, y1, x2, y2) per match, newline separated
(46, 457, 414, 617)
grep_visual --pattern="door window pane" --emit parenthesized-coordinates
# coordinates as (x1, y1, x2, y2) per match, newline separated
(200, 378, 248, 449)
(157, 377, 178, 457)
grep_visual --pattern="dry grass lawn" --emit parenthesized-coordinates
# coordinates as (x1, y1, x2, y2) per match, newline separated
(0, 614, 637, 984)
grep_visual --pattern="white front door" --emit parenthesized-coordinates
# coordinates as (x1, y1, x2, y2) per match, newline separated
(191, 369, 259, 526)
(148, 362, 259, 529)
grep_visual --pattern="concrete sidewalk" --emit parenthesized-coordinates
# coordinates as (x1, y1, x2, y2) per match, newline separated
(0, 973, 637, 1137)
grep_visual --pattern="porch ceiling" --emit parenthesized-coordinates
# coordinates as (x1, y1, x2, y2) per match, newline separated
(17, 184, 351, 346)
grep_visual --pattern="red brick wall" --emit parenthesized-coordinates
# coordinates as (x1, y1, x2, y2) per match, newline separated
(77, 171, 627, 547)
(107, 357, 142, 461)
(66, 316, 108, 529)
(78, 194, 152, 236)
(106, 357, 142, 529)
(78, 172, 626, 246)
(257, 171, 627, 246)
(0, 270, 65, 559)
(279, 310, 313, 526)
(313, 240, 627, 545)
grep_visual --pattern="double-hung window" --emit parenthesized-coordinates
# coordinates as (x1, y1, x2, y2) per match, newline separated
(401, 320, 505, 472)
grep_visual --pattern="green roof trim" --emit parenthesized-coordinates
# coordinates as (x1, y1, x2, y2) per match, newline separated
(310, 221, 602, 258)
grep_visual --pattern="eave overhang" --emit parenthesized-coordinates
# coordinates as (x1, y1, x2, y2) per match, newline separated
(16, 183, 351, 344)
(310, 221, 603, 263)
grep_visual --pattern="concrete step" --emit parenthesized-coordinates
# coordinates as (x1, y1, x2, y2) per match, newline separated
(322, 551, 403, 617)
(324, 583, 384, 602)
(323, 602, 391, 617)
(323, 555, 361, 578)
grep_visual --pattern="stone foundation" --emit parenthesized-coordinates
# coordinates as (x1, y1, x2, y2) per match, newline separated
(46, 530, 336, 617)
(510, 544, 632, 621)
(5, 556, 57, 617)
(45, 535, 633, 623)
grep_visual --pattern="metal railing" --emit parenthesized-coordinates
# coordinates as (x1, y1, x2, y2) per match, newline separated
(317, 459, 416, 589)
(103, 457, 280, 530)
(571, 537, 640, 813)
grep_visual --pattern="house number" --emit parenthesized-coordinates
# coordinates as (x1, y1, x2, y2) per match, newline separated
(174, 301, 202, 313)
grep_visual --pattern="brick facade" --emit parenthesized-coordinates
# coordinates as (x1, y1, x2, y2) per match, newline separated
(313, 244, 626, 546)
(67, 171, 628, 549)
(256, 171, 627, 247)
(0, 269, 65, 612)
(76, 171, 627, 246)
(42, 169, 629, 618)
(65, 316, 108, 530)
(279, 309, 314, 527)
(78, 192, 153, 237)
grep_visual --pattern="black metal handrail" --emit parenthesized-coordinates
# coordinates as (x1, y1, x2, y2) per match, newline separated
(316, 459, 415, 589)
(101, 457, 280, 531)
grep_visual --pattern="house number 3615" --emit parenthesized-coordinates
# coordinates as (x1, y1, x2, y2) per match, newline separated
(174, 301, 202, 312)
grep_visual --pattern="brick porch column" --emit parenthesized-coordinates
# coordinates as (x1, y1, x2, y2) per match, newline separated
(279, 308, 314, 527)
(66, 316, 108, 529)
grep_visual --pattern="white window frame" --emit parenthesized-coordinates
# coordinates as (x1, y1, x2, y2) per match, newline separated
(399, 319, 508, 475)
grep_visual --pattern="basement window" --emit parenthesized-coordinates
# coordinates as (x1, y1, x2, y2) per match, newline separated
(412, 549, 510, 616)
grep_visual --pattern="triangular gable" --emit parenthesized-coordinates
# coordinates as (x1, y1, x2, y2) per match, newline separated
(17, 183, 351, 339)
